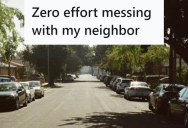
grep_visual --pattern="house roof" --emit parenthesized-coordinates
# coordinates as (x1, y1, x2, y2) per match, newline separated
(0, 62, 16, 68)
(10, 61, 24, 67)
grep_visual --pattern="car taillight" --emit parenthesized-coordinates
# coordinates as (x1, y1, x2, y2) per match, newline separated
(130, 87, 137, 90)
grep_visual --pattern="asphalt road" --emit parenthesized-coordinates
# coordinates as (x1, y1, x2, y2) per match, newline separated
(0, 75, 185, 128)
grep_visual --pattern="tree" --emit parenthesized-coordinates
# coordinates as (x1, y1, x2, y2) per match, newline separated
(0, 0, 24, 52)
(70, 45, 94, 66)
(0, 0, 24, 76)
(23, 45, 68, 86)
(143, 45, 169, 76)
(164, 0, 188, 64)
(65, 52, 82, 74)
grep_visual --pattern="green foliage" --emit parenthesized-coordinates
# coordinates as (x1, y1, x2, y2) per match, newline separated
(0, 0, 24, 62)
(23, 45, 68, 84)
(70, 45, 94, 66)
(143, 45, 169, 75)
(65, 51, 82, 74)
(164, 0, 188, 64)
(94, 45, 170, 77)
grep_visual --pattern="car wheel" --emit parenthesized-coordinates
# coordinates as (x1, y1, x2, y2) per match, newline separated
(184, 109, 188, 127)
(33, 96, 35, 101)
(127, 93, 131, 100)
(42, 92, 44, 97)
(116, 88, 120, 94)
(124, 94, 127, 99)
(28, 95, 31, 103)
(149, 101, 153, 111)
(23, 97, 28, 107)
(167, 105, 172, 120)
(14, 99, 20, 110)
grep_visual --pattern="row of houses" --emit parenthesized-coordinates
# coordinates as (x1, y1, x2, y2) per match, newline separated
(0, 56, 25, 79)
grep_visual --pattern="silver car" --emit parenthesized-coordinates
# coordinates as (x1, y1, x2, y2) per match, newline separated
(116, 78, 133, 94)
(20, 82, 35, 102)
(124, 81, 151, 100)
(28, 81, 44, 98)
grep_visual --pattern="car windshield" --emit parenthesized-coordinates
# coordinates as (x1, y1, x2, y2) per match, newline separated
(29, 82, 40, 87)
(163, 85, 184, 92)
(131, 82, 147, 87)
(21, 83, 29, 90)
(0, 84, 17, 91)
(0, 79, 10, 82)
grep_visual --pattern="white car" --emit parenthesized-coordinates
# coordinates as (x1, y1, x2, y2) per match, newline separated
(65, 75, 75, 81)
(124, 81, 151, 100)
(20, 82, 35, 102)
(28, 81, 44, 98)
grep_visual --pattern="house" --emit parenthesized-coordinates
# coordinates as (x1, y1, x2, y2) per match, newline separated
(0, 62, 17, 76)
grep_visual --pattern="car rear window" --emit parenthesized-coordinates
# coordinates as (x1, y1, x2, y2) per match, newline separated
(29, 82, 40, 87)
(163, 85, 184, 92)
(131, 82, 147, 87)
(0, 84, 17, 91)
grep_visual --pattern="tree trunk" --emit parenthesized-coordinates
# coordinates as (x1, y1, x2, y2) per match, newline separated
(8, 61, 11, 77)
(48, 45, 55, 87)
(173, 51, 176, 84)
(169, 46, 174, 83)
(179, 57, 182, 83)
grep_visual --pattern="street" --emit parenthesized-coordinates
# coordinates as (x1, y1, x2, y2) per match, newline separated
(0, 75, 184, 128)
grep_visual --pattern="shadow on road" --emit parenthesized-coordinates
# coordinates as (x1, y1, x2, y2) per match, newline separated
(58, 111, 184, 128)
(0, 106, 24, 113)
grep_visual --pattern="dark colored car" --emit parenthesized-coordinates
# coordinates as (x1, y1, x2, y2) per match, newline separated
(100, 75, 107, 82)
(0, 82, 28, 110)
(0, 75, 17, 82)
(0, 77, 11, 82)
(105, 76, 114, 86)
(116, 78, 133, 94)
(104, 77, 108, 84)
(109, 77, 118, 89)
(167, 87, 188, 127)
(149, 83, 185, 113)
(112, 77, 123, 91)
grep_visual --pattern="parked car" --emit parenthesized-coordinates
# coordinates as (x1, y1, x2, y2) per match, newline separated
(105, 76, 113, 86)
(100, 75, 107, 82)
(159, 77, 169, 83)
(149, 83, 185, 113)
(0, 75, 17, 82)
(28, 81, 44, 98)
(167, 87, 188, 127)
(97, 74, 101, 80)
(112, 77, 122, 91)
(20, 82, 35, 103)
(0, 82, 28, 110)
(0, 77, 11, 82)
(104, 77, 108, 84)
(70, 74, 76, 79)
(109, 77, 118, 89)
(116, 78, 133, 94)
(65, 75, 75, 82)
(124, 81, 151, 100)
